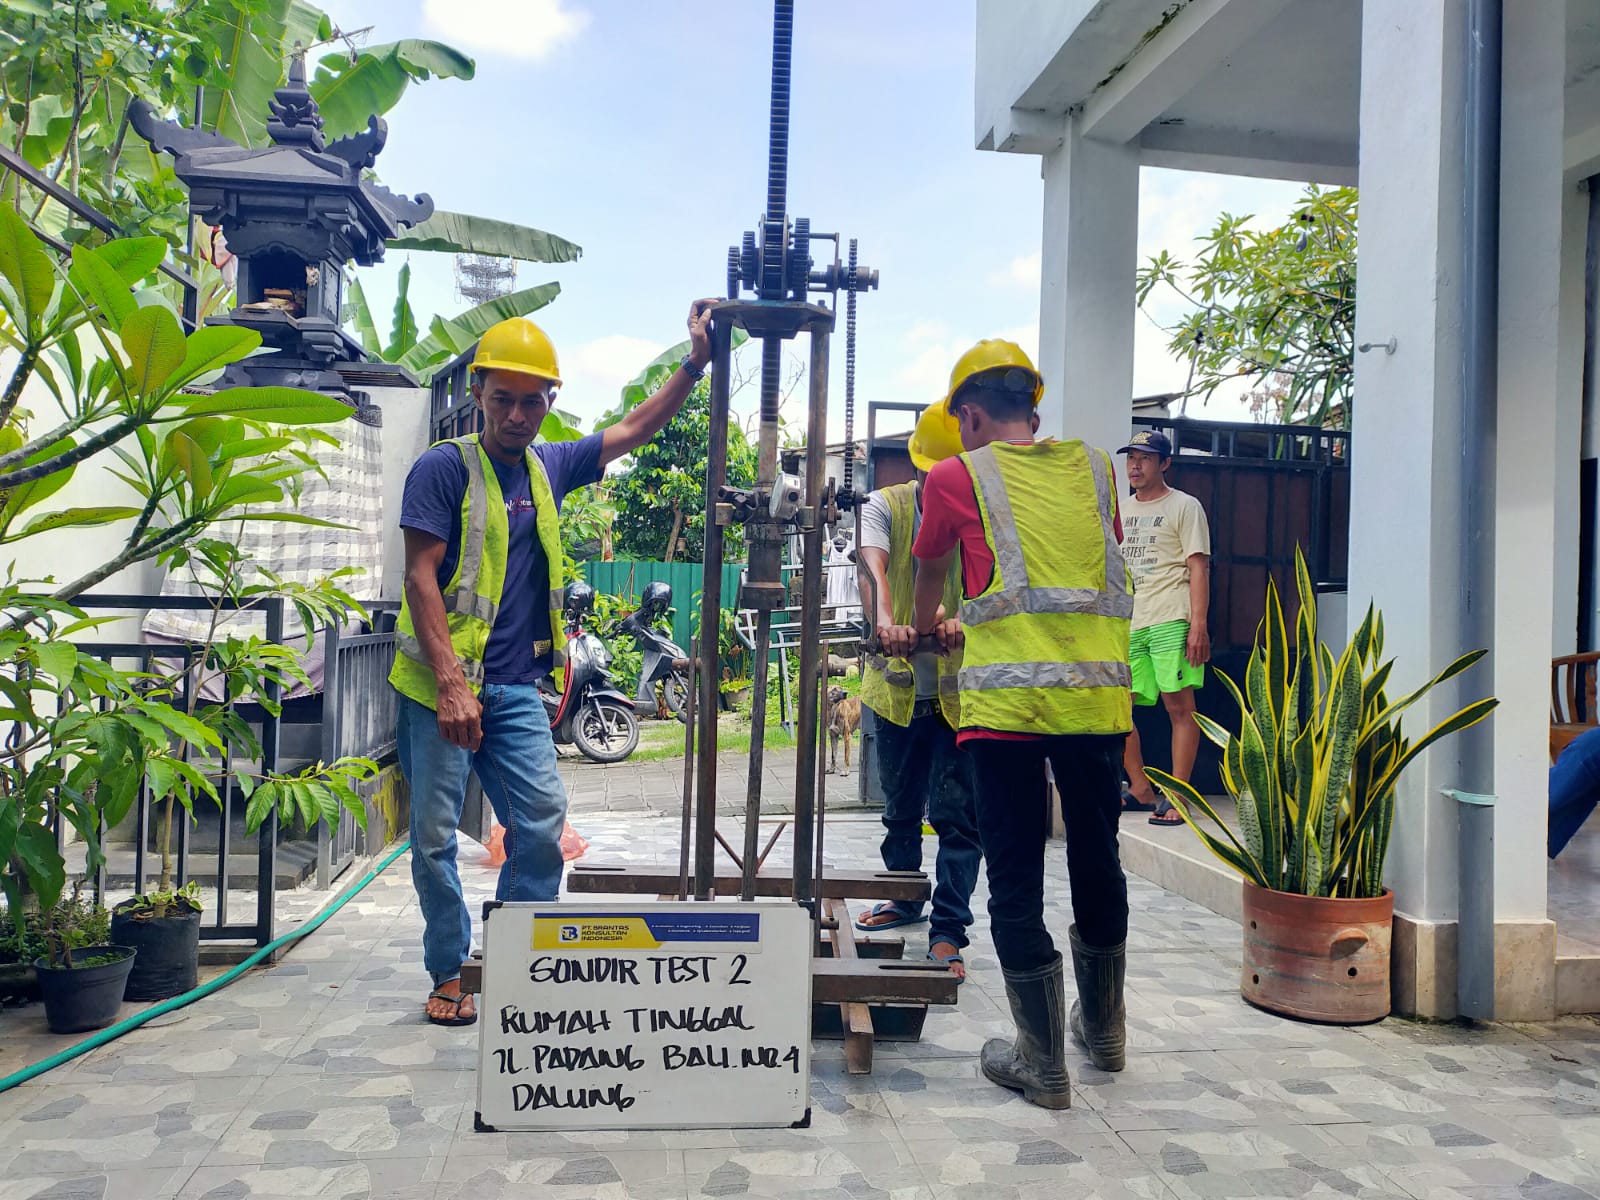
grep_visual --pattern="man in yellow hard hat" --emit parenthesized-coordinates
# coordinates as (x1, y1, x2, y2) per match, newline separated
(851, 401, 982, 980)
(390, 302, 716, 1027)
(910, 339, 1133, 1108)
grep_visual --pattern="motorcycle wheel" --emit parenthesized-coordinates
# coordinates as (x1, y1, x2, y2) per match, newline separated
(663, 670, 690, 722)
(574, 699, 640, 763)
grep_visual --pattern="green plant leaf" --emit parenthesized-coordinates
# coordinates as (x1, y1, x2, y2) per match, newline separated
(170, 430, 214, 500)
(386, 261, 417, 362)
(68, 241, 136, 331)
(396, 282, 562, 377)
(0, 204, 59, 336)
(14, 823, 66, 912)
(1, 436, 76, 525)
(387, 209, 582, 264)
(172, 387, 353, 425)
(34, 640, 77, 682)
(120, 304, 188, 398)
(14, 506, 141, 539)
(345, 277, 383, 357)
(169, 326, 262, 391)
(200, 0, 299, 147)
(1145, 768, 1270, 887)
(311, 40, 475, 139)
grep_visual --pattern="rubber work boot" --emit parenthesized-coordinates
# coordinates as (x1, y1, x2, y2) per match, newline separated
(979, 952, 1072, 1109)
(1068, 924, 1127, 1072)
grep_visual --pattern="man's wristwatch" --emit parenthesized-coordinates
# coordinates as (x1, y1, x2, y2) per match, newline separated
(680, 354, 708, 382)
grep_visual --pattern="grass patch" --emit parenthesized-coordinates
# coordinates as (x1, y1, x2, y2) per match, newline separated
(622, 713, 801, 763)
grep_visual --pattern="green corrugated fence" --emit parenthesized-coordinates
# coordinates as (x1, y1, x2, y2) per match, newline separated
(582, 559, 746, 655)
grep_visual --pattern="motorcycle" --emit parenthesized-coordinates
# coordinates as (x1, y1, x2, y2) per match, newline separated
(539, 581, 641, 763)
(616, 580, 691, 720)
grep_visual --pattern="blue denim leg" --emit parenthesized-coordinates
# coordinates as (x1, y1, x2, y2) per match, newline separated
(396, 693, 475, 987)
(925, 718, 982, 950)
(872, 708, 932, 919)
(1550, 726, 1600, 858)
(472, 684, 569, 902)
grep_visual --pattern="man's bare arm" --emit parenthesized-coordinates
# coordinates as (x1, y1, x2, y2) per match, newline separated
(1186, 552, 1211, 667)
(402, 527, 482, 750)
(859, 545, 917, 658)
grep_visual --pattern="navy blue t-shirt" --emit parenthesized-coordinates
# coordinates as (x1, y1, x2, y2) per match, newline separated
(400, 434, 605, 683)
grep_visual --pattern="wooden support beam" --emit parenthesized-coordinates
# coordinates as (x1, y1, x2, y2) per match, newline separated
(823, 897, 875, 1074)
(810, 958, 960, 1006)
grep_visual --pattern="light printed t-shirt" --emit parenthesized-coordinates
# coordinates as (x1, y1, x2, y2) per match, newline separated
(1121, 487, 1210, 631)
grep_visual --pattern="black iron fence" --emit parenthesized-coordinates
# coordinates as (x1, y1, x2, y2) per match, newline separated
(429, 345, 482, 443)
(48, 594, 398, 948)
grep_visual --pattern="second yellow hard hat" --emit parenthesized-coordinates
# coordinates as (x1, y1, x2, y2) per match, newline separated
(907, 400, 964, 472)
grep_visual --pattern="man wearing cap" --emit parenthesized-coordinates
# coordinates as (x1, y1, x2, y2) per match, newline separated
(390, 303, 716, 1026)
(911, 340, 1133, 1108)
(852, 402, 982, 980)
(1115, 430, 1211, 826)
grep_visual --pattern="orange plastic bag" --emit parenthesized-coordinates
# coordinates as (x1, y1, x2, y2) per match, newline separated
(483, 820, 588, 865)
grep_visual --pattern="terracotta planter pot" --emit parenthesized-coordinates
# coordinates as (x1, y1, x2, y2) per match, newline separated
(1241, 883, 1393, 1024)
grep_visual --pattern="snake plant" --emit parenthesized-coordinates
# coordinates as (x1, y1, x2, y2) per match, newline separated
(1146, 549, 1498, 899)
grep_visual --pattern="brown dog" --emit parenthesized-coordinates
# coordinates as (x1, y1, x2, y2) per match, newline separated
(827, 686, 861, 775)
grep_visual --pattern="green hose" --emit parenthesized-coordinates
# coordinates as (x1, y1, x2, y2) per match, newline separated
(0, 839, 412, 1095)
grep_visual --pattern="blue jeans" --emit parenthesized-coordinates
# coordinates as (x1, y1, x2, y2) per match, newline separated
(872, 700, 982, 950)
(396, 684, 569, 986)
(1550, 725, 1600, 858)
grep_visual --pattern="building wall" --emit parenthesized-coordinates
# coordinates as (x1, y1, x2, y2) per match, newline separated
(367, 385, 433, 603)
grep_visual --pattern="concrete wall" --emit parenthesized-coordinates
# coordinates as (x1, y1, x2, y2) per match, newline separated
(367, 385, 433, 603)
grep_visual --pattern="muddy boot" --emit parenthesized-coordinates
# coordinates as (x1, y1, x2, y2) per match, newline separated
(979, 952, 1071, 1109)
(1068, 924, 1126, 1072)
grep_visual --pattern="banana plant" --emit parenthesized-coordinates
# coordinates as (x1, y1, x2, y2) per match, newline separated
(1147, 547, 1498, 899)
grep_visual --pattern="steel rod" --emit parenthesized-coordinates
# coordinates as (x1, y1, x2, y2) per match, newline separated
(677, 636, 698, 901)
(694, 318, 735, 899)
(740, 610, 773, 900)
(791, 326, 830, 906)
(813, 668, 828, 917)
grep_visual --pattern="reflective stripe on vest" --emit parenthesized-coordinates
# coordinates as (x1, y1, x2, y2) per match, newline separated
(955, 440, 1133, 735)
(857, 482, 962, 729)
(389, 435, 567, 709)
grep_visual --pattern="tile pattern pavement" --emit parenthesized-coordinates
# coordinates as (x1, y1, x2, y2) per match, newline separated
(1, 807, 1598, 1199)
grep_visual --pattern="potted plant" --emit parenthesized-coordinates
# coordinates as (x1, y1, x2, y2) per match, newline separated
(720, 668, 754, 709)
(31, 888, 132, 1034)
(1147, 550, 1497, 1024)
(0, 905, 47, 1004)
(111, 882, 203, 1002)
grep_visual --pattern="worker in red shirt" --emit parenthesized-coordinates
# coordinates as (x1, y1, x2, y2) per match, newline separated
(904, 340, 1133, 1109)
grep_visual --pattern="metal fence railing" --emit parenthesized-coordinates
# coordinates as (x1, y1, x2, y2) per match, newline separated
(42, 594, 398, 947)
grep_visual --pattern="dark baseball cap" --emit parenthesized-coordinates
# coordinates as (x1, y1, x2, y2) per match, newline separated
(1116, 429, 1172, 457)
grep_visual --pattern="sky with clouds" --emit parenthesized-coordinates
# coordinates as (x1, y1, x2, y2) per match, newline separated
(316, 0, 1306, 438)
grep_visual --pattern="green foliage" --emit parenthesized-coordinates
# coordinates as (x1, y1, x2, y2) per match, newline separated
(608, 377, 758, 562)
(1137, 186, 1356, 428)
(388, 210, 582, 266)
(118, 880, 201, 919)
(0, 893, 108, 965)
(1146, 548, 1498, 899)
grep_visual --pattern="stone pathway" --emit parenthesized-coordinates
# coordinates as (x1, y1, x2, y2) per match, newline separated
(2, 810, 1599, 1199)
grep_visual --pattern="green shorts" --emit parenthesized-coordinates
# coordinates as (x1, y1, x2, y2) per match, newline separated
(1129, 619, 1205, 707)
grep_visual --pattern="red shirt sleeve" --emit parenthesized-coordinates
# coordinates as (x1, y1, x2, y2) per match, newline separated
(912, 458, 969, 561)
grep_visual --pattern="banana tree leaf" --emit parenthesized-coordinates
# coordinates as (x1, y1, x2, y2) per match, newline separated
(344, 277, 383, 358)
(596, 329, 750, 432)
(311, 40, 475, 140)
(386, 262, 417, 362)
(388, 210, 582, 265)
(395, 282, 561, 378)
(200, 0, 300, 147)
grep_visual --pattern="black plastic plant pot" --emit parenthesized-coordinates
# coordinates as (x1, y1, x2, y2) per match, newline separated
(112, 900, 201, 1001)
(33, 945, 137, 1034)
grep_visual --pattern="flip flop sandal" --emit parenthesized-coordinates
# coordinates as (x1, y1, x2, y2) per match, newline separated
(1148, 802, 1185, 826)
(853, 901, 928, 932)
(927, 945, 966, 983)
(426, 988, 478, 1027)
(1120, 788, 1155, 813)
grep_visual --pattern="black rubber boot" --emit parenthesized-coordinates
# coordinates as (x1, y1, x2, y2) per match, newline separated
(979, 952, 1071, 1109)
(1068, 924, 1126, 1072)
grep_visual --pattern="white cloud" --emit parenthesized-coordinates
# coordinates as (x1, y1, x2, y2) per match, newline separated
(987, 251, 1041, 291)
(556, 333, 665, 428)
(421, 0, 590, 62)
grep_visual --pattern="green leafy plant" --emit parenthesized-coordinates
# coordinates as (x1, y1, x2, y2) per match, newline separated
(1147, 548, 1498, 899)
(1137, 185, 1355, 428)
(40, 885, 113, 968)
(118, 879, 201, 919)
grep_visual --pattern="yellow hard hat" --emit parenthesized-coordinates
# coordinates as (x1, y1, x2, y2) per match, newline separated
(907, 400, 963, 472)
(943, 339, 1042, 409)
(472, 317, 562, 387)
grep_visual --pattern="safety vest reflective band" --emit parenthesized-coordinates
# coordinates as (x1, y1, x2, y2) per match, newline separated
(956, 439, 1133, 736)
(858, 482, 963, 729)
(388, 435, 567, 710)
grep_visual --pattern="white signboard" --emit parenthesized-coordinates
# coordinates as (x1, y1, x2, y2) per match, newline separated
(474, 900, 813, 1131)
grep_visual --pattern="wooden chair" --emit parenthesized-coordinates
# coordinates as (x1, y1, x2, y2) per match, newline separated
(1551, 652, 1600, 763)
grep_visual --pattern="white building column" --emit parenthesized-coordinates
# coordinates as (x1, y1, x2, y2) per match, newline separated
(1348, 0, 1470, 1017)
(1488, 0, 1565, 1017)
(1036, 116, 1140, 460)
(1553, 182, 1587, 658)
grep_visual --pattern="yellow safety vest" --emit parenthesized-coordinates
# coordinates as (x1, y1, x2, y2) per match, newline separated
(957, 440, 1133, 736)
(858, 482, 963, 729)
(388, 435, 566, 710)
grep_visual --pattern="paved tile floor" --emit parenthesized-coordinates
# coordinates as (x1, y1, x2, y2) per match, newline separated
(2, 808, 1599, 1200)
